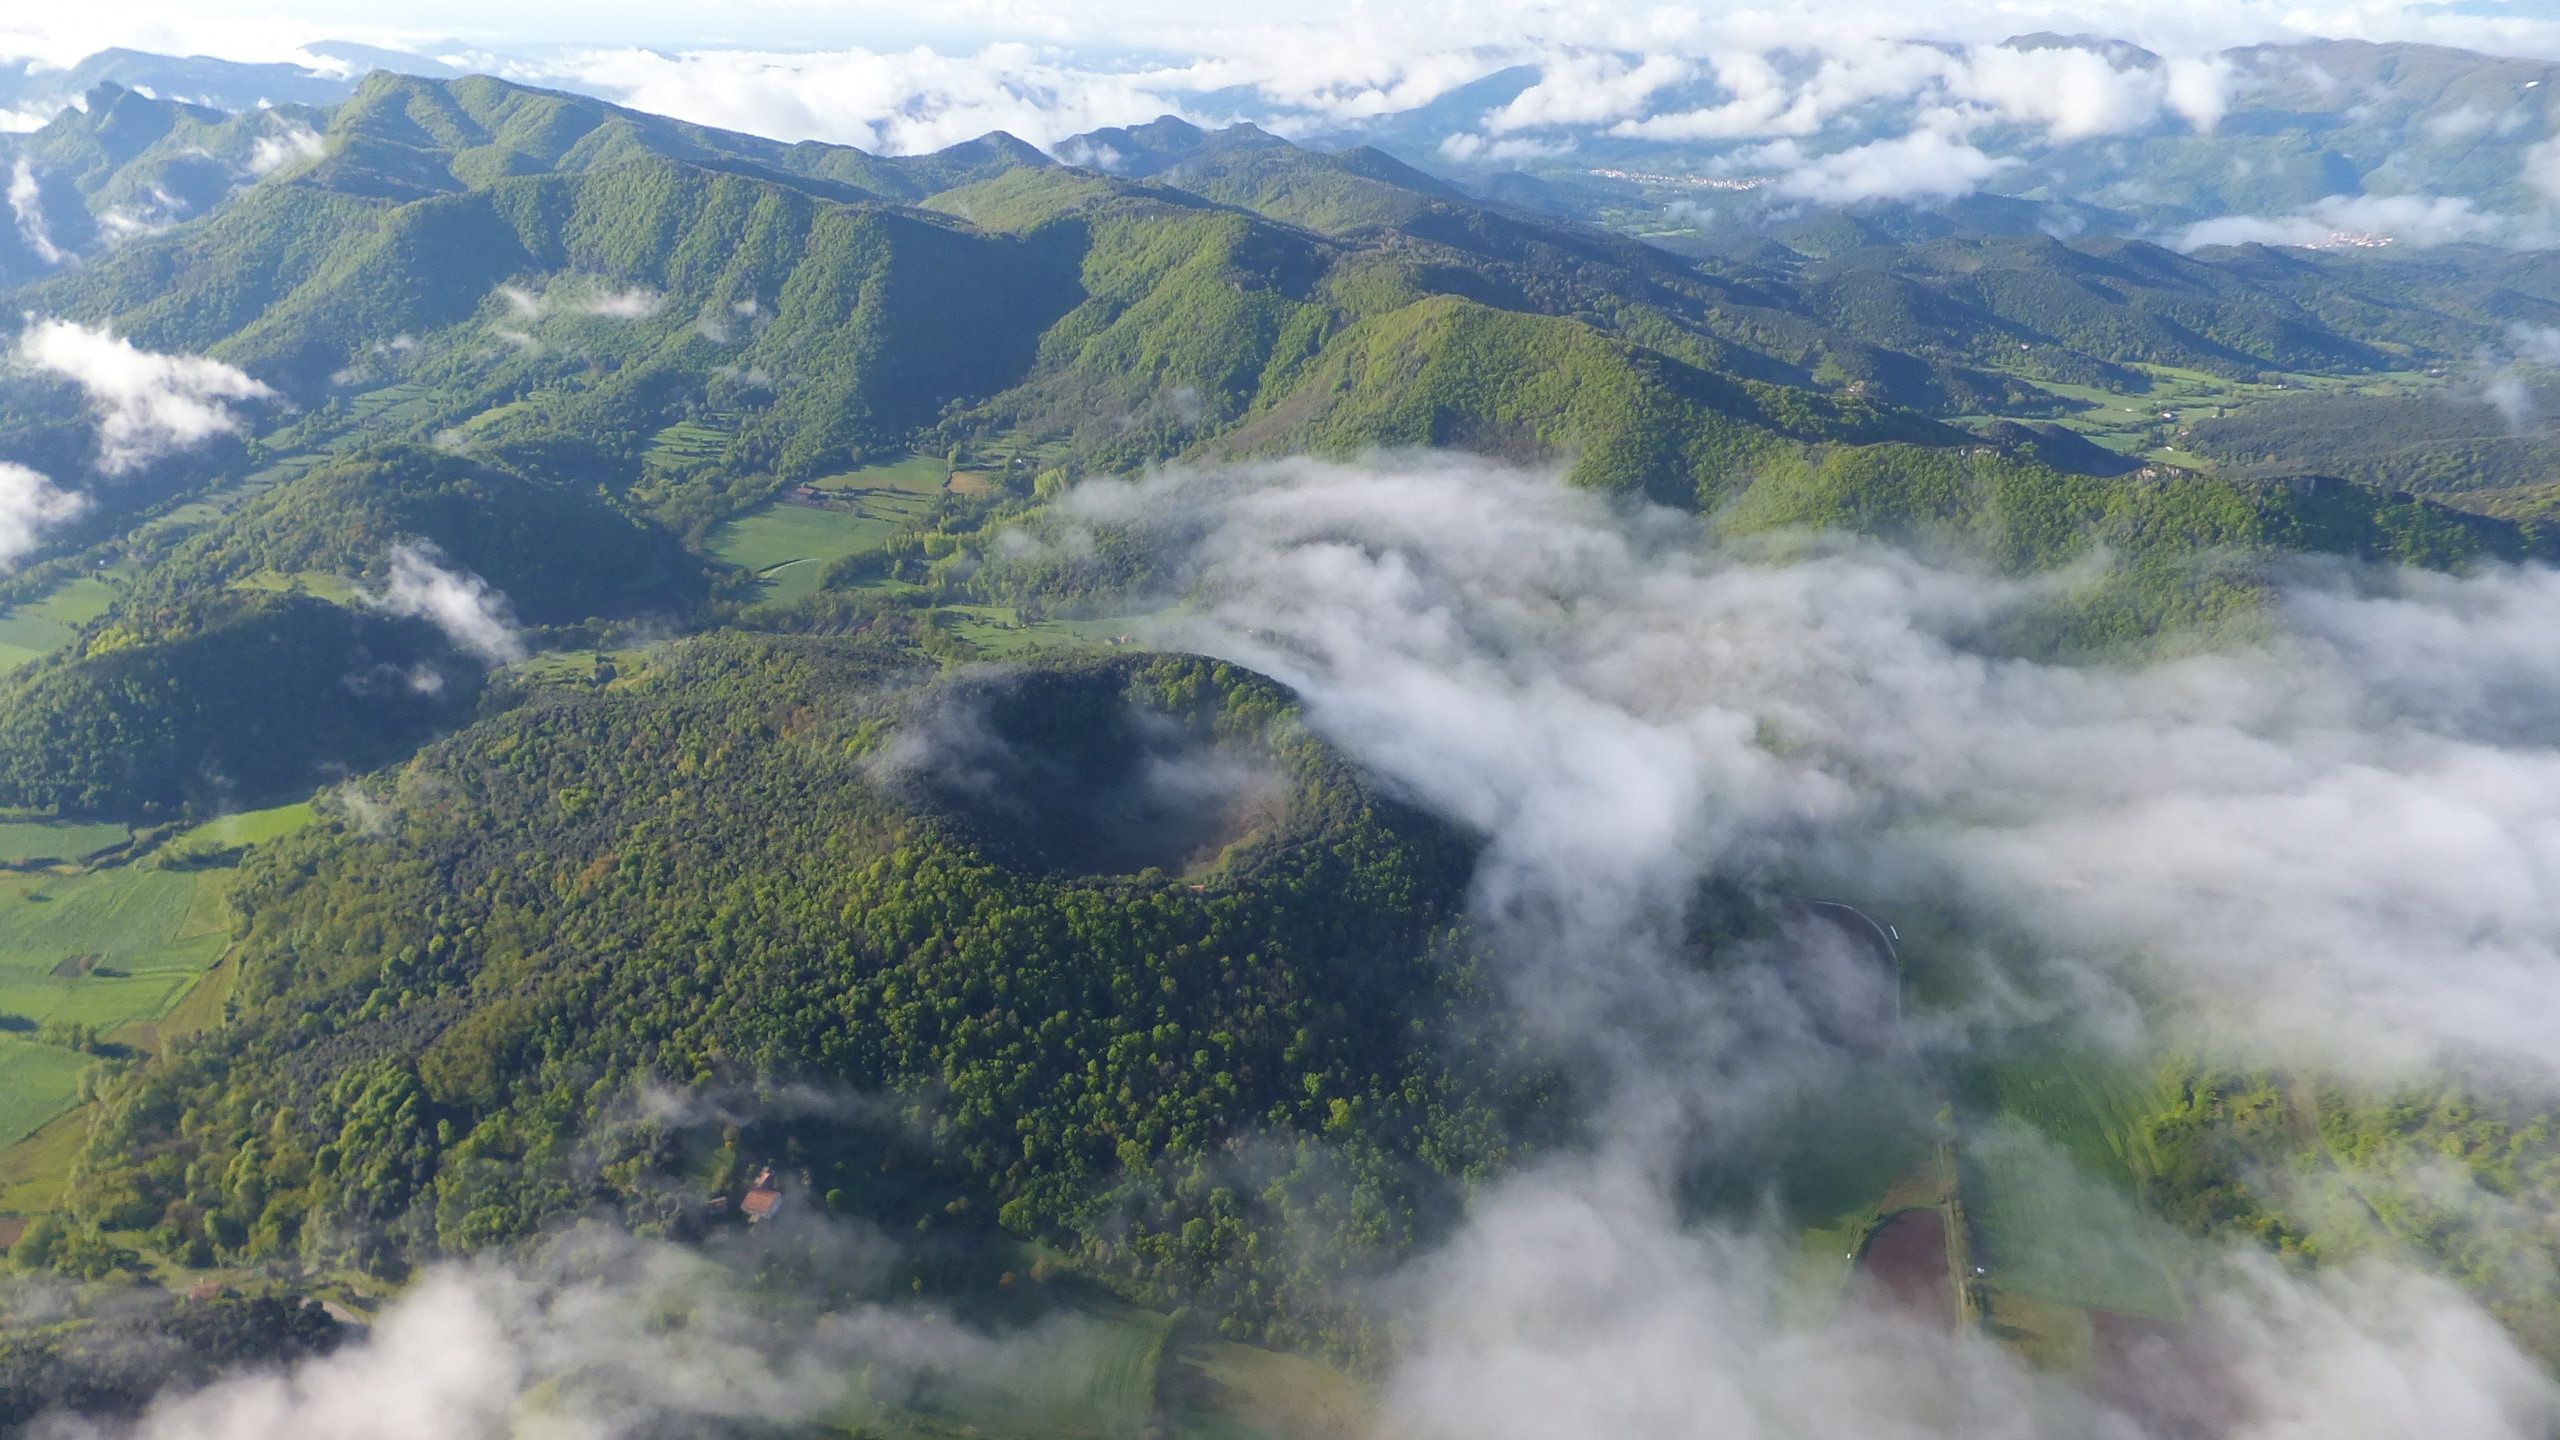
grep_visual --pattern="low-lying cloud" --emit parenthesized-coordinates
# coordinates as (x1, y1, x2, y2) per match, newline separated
(1042, 454, 2560, 1091)
(246, 122, 325, 177)
(8, 157, 64, 265)
(14, 319, 274, 472)
(0, 458, 82, 568)
(365, 543, 525, 664)
(1377, 1150, 2560, 1440)
(31, 1224, 1121, 1440)
(2174, 192, 2521, 251)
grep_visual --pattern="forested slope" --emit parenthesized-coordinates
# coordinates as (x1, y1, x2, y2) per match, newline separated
(62, 643, 1544, 1355)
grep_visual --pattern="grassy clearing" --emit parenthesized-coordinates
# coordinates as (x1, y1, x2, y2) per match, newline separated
(808, 454, 951, 496)
(867, 1303, 1174, 1440)
(1958, 1029, 2177, 1187)
(157, 801, 317, 866)
(709, 501, 911, 606)
(643, 418, 732, 475)
(0, 1039, 92, 1150)
(1165, 1339, 1375, 1440)
(0, 573, 120, 672)
(1986, 1289, 2096, 1373)
(513, 644, 662, 685)
(0, 866, 228, 983)
(1954, 1032, 2183, 1319)
(939, 605, 1156, 660)
(229, 569, 364, 605)
(0, 819, 130, 866)
(0, 1110, 86, 1214)
(1961, 1120, 2184, 1319)
(2003, 364, 2437, 466)
(0, 803, 318, 1208)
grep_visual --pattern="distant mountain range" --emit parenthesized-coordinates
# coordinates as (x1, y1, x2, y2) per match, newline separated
(13, 34, 2560, 251)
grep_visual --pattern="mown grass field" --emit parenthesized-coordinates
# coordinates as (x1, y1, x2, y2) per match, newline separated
(0, 1110, 86, 1214)
(0, 573, 120, 672)
(2000, 364, 2435, 467)
(229, 568, 365, 605)
(0, 818, 129, 866)
(808, 453, 950, 496)
(709, 504, 909, 605)
(1955, 1031, 2184, 1319)
(156, 802, 317, 865)
(1960, 1120, 2185, 1319)
(643, 417, 733, 476)
(0, 802, 314, 1152)
(0, 1041, 93, 1154)
(862, 1302, 1175, 1440)
(940, 605, 1155, 660)
(1164, 1339, 1376, 1440)
(0, 866, 228, 1032)
(1958, 1029, 2178, 1187)
(710, 459, 952, 606)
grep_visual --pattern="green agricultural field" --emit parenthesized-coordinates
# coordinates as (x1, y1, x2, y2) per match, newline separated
(1958, 1029, 2178, 1187)
(0, 819, 130, 866)
(156, 801, 317, 866)
(0, 573, 120, 672)
(513, 644, 662, 685)
(0, 1110, 85, 1214)
(1960, 1120, 2184, 1320)
(807, 453, 952, 496)
(0, 866, 230, 1018)
(643, 417, 733, 475)
(0, 1039, 93, 1151)
(0, 801, 315, 1163)
(866, 1303, 1174, 1440)
(2005, 364, 2429, 467)
(939, 605, 1155, 660)
(229, 569, 365, 605)
(709, 499, 913, 606)
(1162, 1339, 1376, 1440)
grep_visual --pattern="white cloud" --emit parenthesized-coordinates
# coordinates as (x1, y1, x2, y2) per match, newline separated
(1479, 51, 1692, 134)
(2163, 52, 2236, 130)
(2510, 321, 2560, 367)
(2525, 132, 2560, 204)
(8, 157, 64, 265)
(38, 1224, 1132, 1440)
(1439, 131, 1577, 164)
(1041, 454, 2560, 1087)
(2174, 192, 2515, 250)
(1380, 1152, 2560, 1440)
(367, 542, 526, 664)
(582, 285, 661, 319)
(0, 459, 83, 568)
(540, 42, 1206, 153)
(1952, 44, 2168, 141)
(246, 120, 325, 175)
(14, 318, 275, 472)
(1768, 120, 2010, 204)
(1047, 452, 2560, 1440)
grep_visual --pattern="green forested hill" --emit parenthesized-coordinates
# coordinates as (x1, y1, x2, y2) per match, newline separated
(60, 642, 1536, 1355)
(123, 444, 707, 624)
(0, 592, 483, 816)
(4, 63, 2560, 1426)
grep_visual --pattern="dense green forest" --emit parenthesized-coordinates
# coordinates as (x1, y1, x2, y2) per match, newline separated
(57, 645, 1548, 1358)
(3, 56, 2560, 1434)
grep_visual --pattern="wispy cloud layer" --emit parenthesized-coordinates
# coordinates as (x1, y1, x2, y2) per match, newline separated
(1040, 454, 2560, 1088)
(0, 459, 83, 568)
(14, 319, 273, 472)
(366, 542, 525, 664)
